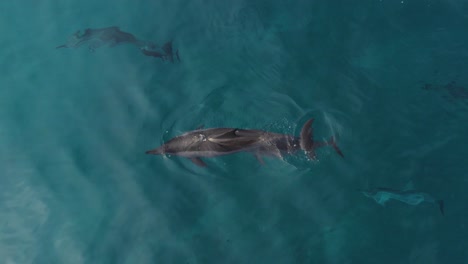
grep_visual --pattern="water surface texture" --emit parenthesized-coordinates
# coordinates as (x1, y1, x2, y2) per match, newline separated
(1, 0, 468, 263)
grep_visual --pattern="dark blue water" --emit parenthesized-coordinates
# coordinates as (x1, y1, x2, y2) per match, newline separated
(1, 0, 468, 263)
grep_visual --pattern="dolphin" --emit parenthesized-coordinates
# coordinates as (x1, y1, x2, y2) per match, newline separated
(360, 187, 444, 215)
(143, 40, 180, 62)
(139, 41, 180, 62)
(145, 118, 344, 167)
(56, 26, 152, 51)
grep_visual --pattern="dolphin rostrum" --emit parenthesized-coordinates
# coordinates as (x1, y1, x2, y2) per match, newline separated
(56, 26, 153, 51)
(360, 187, 444, 215)
(146, 118, 344, 167)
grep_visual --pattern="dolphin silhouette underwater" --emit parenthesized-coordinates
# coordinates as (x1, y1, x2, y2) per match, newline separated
(360, 187, 444, 215)
(146, 118, 344, 167)
(56, 26, 153, 51)
(140, 41, 181, 62)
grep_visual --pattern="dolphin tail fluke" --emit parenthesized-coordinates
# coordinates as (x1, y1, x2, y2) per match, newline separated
(175, 49, 181, 62)
(300, 118, 316, 160)
(437, 200, 444, 215)
(328, 137, 344, 158)
(162, 40, 174, 62)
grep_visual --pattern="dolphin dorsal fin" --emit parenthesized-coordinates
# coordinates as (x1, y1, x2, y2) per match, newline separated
(207, 129, 243, 144)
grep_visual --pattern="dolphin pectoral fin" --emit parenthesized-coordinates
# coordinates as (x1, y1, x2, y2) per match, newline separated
(254, 153, 265, 165)
(437, 200, 444, 216)
(190, 158, 207, 167)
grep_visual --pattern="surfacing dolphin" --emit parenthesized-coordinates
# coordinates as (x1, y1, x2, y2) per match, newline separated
(360, 187, 444, 215)
(146, 118, 344, 167)
(56, 26, 153, 51)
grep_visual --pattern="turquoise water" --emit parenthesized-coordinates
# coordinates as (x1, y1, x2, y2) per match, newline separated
(1, 0, 468, 263)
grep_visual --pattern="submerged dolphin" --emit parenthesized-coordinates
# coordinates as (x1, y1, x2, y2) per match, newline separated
(140, 41, 181, 62)
(146, 118, 344, 167)
(56, 26, 152, 51)
(161, 40, 180, 62)
(360, 187, 444, 215)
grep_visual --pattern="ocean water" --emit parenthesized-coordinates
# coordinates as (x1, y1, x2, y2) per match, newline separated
(1, 0, 468, 263)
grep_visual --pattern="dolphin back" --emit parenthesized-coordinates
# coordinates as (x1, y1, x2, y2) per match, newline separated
(208, 129, 261, 149)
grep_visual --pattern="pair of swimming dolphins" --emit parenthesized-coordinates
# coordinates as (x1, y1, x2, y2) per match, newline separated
(146, 119, 444, 215)
(145, 118, 344, 167)
(56, 26, 180, 62)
